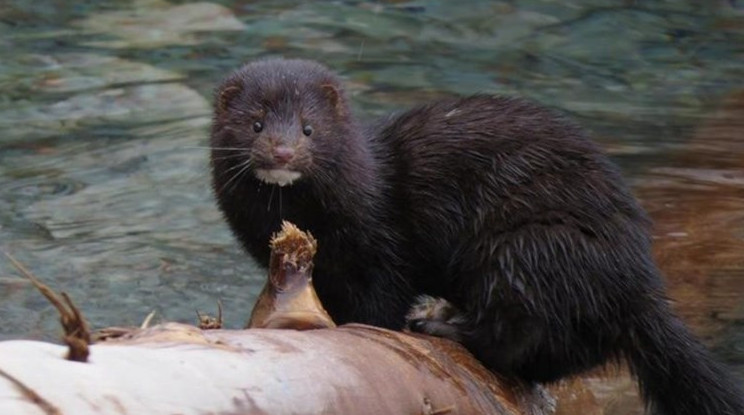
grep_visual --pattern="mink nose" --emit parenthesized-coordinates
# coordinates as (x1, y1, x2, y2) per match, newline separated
(272, 145, 295, 164)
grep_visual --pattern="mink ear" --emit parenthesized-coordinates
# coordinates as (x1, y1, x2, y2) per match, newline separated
(216, 84, 242, 114)
(321, 84, 345, 115)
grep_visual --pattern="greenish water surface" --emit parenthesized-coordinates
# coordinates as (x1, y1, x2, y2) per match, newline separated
(1, 1, 743, 409)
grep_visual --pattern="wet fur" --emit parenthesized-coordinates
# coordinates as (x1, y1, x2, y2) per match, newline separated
(211, 58, 744, 415)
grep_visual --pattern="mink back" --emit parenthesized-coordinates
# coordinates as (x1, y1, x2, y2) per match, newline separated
(374, 95, 653, 301)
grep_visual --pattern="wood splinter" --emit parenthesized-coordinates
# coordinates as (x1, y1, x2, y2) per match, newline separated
(196, 300, 223, 330)
(422, 397, 455, 415)
(92, 310, 158, 342)
(3, 251, 90, 362)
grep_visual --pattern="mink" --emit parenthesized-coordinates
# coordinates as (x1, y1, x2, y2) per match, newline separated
(210, 58, 744, 415)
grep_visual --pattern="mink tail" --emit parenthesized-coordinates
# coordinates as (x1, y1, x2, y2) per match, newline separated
(626, 305, 744, 415)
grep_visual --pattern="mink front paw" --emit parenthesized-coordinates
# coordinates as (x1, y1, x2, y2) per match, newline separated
(404, 295, 467, 342)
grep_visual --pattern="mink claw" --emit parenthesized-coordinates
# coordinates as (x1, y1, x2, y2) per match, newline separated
(405, 295, 467, 343)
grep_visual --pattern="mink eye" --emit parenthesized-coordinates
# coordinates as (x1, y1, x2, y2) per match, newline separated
(253, 121, 263, 133)
(302, 124, 313, 136)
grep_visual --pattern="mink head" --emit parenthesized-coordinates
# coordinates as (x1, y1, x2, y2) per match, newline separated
(211, 58, 355, 187)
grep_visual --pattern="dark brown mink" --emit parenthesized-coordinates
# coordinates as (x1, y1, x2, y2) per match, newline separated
(210, 58, 744, 415)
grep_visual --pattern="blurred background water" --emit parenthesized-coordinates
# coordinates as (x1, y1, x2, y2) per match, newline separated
(1, 1, 743, 412)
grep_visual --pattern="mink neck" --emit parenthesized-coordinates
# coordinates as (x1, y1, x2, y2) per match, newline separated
(308, 128, 384, 229)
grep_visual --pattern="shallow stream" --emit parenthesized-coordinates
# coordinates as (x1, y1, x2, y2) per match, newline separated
(1, 1, 743, 412)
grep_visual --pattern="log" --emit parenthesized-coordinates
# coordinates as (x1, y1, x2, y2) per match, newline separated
(0, 222, 551, 415)
(0, 323, 547, 414)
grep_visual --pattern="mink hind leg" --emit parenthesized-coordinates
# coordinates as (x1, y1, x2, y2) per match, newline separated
(405, 296, 546, 379)
(406, 294, 614, 382)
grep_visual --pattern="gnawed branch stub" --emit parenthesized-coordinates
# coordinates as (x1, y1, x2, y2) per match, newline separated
(247, 221, 335, 329)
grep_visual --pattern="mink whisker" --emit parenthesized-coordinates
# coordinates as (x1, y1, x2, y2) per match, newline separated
(267, 185, 276, 212)
(219, 159, 253, 195)
(211, 152, 250, 162)
(183, 145, 247, 151)
(219, 158, 254, 177)
(278, 187, 283, 217)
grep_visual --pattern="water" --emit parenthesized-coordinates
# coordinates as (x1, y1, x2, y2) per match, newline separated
(1, 0, 743, 411)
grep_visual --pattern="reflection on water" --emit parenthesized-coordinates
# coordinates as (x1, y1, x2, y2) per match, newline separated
(1, 1, 742, 411)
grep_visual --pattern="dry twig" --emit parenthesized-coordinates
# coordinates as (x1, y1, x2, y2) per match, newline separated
(3, 251, 90, 362)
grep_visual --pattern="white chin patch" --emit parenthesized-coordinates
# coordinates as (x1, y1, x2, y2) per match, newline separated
(255, 169, 302, 186)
